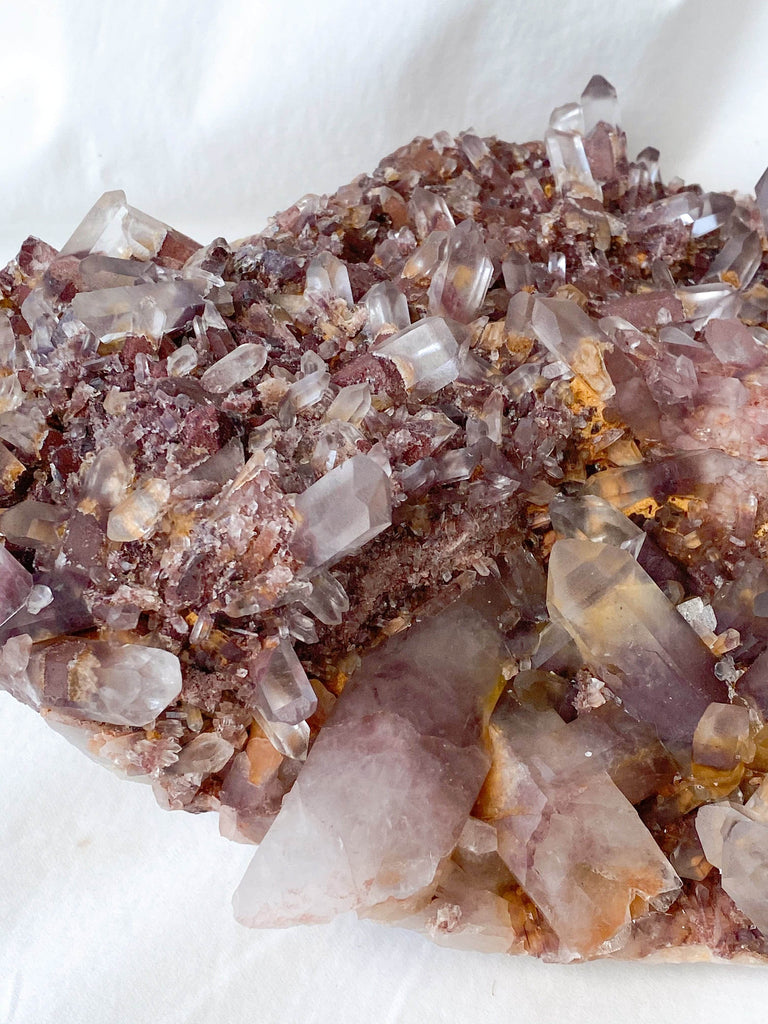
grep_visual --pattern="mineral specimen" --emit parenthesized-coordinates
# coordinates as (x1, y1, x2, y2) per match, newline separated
(4, 74, 768, 963)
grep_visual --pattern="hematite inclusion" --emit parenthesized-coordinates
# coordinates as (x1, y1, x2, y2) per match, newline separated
(3, 74, 768, 961)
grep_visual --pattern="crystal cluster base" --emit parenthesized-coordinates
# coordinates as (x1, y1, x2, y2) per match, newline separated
(3, 74, 768, 963)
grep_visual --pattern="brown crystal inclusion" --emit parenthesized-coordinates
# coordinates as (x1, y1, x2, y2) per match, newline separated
(4, 74, 768, 962)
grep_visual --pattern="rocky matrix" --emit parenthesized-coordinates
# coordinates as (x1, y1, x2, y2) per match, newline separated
(4, 75, 768, 963)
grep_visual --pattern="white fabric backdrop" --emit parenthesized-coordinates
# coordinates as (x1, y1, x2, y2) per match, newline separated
(3, 2, 768, 1021)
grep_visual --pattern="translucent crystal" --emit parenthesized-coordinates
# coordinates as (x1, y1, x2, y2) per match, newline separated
(374, 316, 460, 397)
(304, 251, 353, 307)
(80, 447, 132, 510)
(248, 637, 317, 726)
(407, 186, 455, 239)
(547, 540, 726, 748)
(692, 703, 752, 770)
(252, 710, 310, 761)
(545, 128, 600, 199)
(173, 733, 234, 776)
(24, 639, 182, 726)
(427, 221, 494, 323)
(676, 281, 741, 324)
(200, 343, 267, 393)
(233, 587, 508, 927)
(501, 252, 536, 294)
(60, 190, 169, 260)
(703, 317, 765, 368)
(549, 494, 645, 558)
(482, 698, 680, 959)
(676, 597, 717, 639)
(167, 343, 198, 376)
(324, 383, 371, 426)
(71, 280, 203, 344)
(293, 454, 392, 569)
(107, 478, 170, 543)
(531, 297, 615, 399)
(696, 780, 768, 935)
(691, 193, 735, 238)
(581, 74, 620, 132)
(0, 545, 33, 627)
(704, 229, 762, 289)
(363, 281, 410, 335)
(300, 569, 350, 625)
(0, 499, 67, 549)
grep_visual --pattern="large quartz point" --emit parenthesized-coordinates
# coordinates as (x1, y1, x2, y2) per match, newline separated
(479, 695, 680, 959)
(697, 780, 768, 935)
(233, 586, 506, 927)
(547, 540, 726, 747)
(13, 639, 183, 726)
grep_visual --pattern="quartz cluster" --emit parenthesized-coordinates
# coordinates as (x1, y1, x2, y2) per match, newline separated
(4, 75, 768, 962)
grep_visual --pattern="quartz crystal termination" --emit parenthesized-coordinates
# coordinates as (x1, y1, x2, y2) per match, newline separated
(4, 73, 768, 963)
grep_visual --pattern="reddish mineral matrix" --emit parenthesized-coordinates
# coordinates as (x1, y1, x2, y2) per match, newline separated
(3, 75, 768, 962)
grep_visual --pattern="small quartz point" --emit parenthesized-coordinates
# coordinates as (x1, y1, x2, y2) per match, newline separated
(580, 74, 620, 133)
(363, 281, 410, 335)
(200, 343, 267, 394)
(292, 454, 392, 569)
(172, 733, 234, 776)
(107, 478, 170, 543)
(547, 540, 726, 748)
(692, 703, 753, 771)
(300, 569, 350, 626)
(531, 297, 615, 399)
(304, 251, 354, 307)
(427, 220, 494, 323)
(71, 280, 203, 344)
(549, 494, 645, 558)
(374, 316, 461, 397)
(480, 696, 680, 959)
(19, 639, 183, 726)
(233, 586, 507, 927)
(80, 447, 132, 510)
(248, 637, 318, 726)
(0, 544, 33, 627)
(545, 101, 601, 199)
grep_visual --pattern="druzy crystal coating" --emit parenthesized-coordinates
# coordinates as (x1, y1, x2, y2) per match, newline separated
(3, 75, 768, 963)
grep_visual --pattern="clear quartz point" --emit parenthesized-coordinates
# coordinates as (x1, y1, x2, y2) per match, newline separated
(200, 343, 267, 393)
(374, 316, 460, 396)
(580, 74, 620, 132)
(300, 569, 350, 626)
(293, 454, 392, 569)
(249, 637, 317, 726)
(363, 281, 410, 335)
(531, 297, 615, 398)
(61, 190, 168, 260)
(427, 221, 494, 323)
(549, 493, 645, 558)
(304, 251, 354, 307)
(545, 128, 601, 199)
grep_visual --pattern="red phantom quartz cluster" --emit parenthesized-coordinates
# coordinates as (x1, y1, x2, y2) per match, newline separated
(3, 75, 768, 961)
